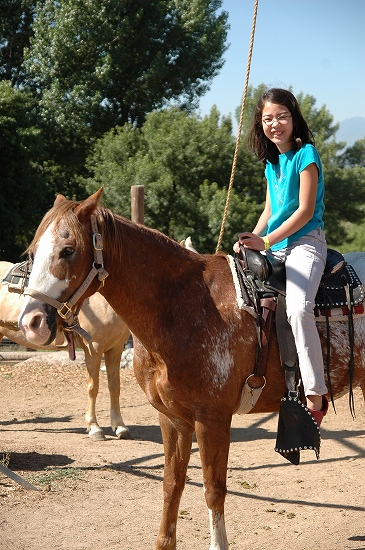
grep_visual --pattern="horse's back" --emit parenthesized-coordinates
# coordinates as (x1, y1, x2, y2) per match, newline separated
(0, 262, 24, 324)
(0, 261, 13, 279)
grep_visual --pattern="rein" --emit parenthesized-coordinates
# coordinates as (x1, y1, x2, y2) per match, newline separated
(24, 215, 109, 355)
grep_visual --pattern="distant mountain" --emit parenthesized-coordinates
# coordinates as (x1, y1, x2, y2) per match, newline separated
(336, 117, 365, 147)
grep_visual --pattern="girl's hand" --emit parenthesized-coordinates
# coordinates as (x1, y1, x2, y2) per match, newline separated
(233, 233, 251, 253)
(234, 232, 265, 251)
(233, 241, 241, 253)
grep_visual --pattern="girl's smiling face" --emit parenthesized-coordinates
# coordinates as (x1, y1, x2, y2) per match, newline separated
(261, 102, 294, 153)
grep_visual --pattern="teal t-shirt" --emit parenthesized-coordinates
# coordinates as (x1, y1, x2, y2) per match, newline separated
(264, 143, 325, 251)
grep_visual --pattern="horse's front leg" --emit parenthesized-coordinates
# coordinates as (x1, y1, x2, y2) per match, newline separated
(82, 345, 105, 441)
(195, 416, 231, 550)
(155, 412, 193, 550)
(104, 347, 131, 439)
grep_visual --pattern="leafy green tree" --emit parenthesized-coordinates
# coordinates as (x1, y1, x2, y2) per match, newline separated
(0, 0, 37, 84)
(86, 106, 264, 252)
(22, 0, 229, 196)
(338, 138, 365, 168)
(322, 165, 365, 245)
(197, 180, 261, 252)
(335, 139, 365, 252)
(0, 81, 50, 261)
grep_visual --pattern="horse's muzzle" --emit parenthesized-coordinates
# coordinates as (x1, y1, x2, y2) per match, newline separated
(19, 301, 57, 346)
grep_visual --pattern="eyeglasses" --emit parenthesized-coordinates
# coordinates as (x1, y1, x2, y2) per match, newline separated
(262, 114, 292, 126)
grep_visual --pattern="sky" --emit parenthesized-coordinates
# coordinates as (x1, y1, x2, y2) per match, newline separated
(198, 0, 365, 126)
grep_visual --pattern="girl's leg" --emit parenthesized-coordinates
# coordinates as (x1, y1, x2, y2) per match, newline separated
(284, 229, 328, 406)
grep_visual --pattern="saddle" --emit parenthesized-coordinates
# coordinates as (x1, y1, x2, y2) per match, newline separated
(1, 260, 32, 293)
(235, 246, 365, 464)
(240, 246, 365, 309)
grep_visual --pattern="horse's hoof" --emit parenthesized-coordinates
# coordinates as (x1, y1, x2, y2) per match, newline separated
(115, 426, 131, 440)
(88, 429, 106, 442)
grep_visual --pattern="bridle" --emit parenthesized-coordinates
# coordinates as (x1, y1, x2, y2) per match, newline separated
(23, 215, 109, 351)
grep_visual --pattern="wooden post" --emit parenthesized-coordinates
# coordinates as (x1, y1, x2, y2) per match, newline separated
(131, 185, 144, 224)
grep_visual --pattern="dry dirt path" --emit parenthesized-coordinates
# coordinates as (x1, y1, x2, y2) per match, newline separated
(1, 353, 365, 550)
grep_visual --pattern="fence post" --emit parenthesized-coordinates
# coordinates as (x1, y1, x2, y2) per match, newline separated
(131, 185, 144, 224)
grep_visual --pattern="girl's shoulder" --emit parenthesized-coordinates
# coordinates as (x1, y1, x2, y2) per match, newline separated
(296, 143, 321, 166)
(298, 142, 317, 155)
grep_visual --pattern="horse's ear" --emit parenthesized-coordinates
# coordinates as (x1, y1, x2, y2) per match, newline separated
(54, 194, 67, 206)
(75, 187, 104, 221)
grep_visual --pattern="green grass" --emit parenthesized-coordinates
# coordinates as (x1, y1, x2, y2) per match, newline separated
(29, 466, 84, 486)
(0, 451, 11, 468)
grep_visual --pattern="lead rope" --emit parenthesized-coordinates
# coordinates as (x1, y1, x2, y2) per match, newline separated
(215, 0, 259, 253)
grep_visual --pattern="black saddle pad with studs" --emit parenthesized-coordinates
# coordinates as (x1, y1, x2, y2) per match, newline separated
(315, 263, 365, 309)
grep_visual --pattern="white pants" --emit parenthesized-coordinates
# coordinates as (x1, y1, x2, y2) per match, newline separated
(270, 228, 328, 396)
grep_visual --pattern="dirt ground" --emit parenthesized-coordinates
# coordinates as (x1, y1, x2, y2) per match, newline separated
(1, 351, 365, 550)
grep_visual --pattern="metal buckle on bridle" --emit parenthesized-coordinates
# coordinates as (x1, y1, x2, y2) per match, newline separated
(93, 232, 103, 251)
(57, 302, 73, 320)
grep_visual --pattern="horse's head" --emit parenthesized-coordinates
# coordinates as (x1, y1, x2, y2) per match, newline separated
(19, 188, 104, 346)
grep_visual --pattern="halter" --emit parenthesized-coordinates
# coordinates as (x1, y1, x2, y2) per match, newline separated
(24, 215, 109, 349)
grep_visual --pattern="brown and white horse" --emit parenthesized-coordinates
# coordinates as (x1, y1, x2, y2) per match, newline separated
(18, 189, 365, 549)
(0, 261, 131, 441)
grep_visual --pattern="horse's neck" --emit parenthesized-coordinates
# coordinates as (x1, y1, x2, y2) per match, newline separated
(99, 218, 202, 348)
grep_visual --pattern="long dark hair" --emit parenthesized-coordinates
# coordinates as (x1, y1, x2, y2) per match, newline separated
(247, 88, 315, 165)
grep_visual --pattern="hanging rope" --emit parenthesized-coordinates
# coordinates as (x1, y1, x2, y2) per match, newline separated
(215, 0, 259, 253)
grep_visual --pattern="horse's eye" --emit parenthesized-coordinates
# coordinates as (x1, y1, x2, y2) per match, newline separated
(61, 247, 75, 258)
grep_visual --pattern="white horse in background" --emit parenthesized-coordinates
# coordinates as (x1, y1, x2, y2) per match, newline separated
(0, 261, 131, 441)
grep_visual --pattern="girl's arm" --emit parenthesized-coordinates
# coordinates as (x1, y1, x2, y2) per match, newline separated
(233, 187, 271, 253)
(252, 186, 271, 236)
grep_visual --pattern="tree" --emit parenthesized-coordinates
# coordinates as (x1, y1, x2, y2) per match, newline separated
(85, 106, 264, 253)
(0, 0, 37, 84)
(338, 138, 365, 168)
(335, 138, 365, 252)
(0, 81, 50, 262)
(22, 0, 229, 195)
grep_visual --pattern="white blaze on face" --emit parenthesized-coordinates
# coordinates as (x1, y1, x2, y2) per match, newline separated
(28, 224, 70, 299)
(18, 223, 72, 343)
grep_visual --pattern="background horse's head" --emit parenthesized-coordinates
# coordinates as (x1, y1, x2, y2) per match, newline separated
(19, 188, 104, 346)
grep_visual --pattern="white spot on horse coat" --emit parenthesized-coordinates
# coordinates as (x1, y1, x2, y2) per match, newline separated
(208, 334, 234, 391)
(29, 225, 70, 299)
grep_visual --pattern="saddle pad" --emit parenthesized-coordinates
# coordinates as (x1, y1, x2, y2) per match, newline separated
(227, 255, 256, 317)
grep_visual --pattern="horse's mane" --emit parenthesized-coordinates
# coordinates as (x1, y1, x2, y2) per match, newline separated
(27, 197, 200, 266)
(27, 196, 228, 279)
